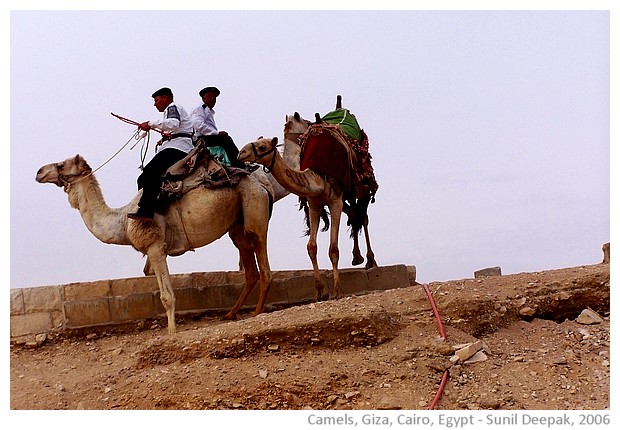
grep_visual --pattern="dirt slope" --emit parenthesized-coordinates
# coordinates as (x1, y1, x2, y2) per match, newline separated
(10, 263, 610, 410)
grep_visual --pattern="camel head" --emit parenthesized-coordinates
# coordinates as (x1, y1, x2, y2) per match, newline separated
(238, 137, 279, 165)
(36, 154, 92, 189)
(284, 112, 311, 137)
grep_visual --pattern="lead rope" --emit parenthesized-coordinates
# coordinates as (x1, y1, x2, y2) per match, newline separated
(85, 128, 150, 180)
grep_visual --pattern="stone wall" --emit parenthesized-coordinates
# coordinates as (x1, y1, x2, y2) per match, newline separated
(10, 265, 413, 341)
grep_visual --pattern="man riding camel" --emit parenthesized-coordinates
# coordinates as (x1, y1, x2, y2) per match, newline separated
(191, 86, 257, 171)
(128, 87, 194, 220)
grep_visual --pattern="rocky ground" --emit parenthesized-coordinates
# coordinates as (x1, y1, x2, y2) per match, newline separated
(9, 263, 610, 411)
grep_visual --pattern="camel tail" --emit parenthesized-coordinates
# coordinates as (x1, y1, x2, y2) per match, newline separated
(298, 198, 330, 236)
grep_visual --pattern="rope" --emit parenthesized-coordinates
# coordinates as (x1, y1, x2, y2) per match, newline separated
(421, 283, 449, 410)
(90, 129, 150, 176)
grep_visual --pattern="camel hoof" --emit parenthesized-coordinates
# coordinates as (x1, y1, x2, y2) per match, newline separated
(351, 256, 364, 266)
(366, 260, 378, 269)
(222, 312, 237, 321)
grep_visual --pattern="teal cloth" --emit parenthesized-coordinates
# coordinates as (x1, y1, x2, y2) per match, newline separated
(207, 146, 230, 166)
(321, 109, 362, 142)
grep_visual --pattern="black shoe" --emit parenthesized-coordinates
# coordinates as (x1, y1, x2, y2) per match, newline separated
(128, 207, 154, 220)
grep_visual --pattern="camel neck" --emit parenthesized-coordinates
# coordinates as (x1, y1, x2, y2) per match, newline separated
(68, 176, 133, 246)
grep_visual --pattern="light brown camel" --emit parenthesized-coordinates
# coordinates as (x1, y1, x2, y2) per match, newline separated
(281, 112, 377, 269)
(238, 132, 375, 301)
(36, 154, 273, 334)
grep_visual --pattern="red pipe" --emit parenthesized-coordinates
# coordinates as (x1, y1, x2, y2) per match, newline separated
(422, 283, 449, 409)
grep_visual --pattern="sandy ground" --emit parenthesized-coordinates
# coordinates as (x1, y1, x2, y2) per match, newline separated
(10, 263, 610, 412)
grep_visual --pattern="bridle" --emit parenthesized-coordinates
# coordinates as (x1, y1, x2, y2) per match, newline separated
(248, 138, 284, 173)
(54, 163, 92, 192)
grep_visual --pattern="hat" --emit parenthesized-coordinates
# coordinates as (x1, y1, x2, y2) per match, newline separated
(152, 87, 173, 98)
(199, 86, 220, 97)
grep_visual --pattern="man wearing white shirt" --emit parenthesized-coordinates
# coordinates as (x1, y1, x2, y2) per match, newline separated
(128, 87, 194, 220)
(191, 86, 248, 169)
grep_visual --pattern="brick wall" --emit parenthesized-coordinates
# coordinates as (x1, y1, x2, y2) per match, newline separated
(10, 265, 413, 341)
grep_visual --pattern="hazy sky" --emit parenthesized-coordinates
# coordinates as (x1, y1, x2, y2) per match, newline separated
(9, 6, 612, 290)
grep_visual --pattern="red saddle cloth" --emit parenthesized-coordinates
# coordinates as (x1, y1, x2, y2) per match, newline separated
(300, 125, 352, 189)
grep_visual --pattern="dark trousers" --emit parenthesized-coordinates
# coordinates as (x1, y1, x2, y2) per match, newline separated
(137, 148, 187, 211)
(200, 134, 242, 166)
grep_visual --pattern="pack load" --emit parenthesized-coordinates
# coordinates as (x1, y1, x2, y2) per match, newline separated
(299, 98, 378, 202)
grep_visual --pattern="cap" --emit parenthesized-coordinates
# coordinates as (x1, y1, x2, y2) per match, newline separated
(199, 86, 220, 97)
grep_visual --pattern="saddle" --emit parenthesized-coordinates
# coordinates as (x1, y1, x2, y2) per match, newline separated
(157, 138, 248, 206)
(153, 139, 251, 256)
(300, 115, 378, 202)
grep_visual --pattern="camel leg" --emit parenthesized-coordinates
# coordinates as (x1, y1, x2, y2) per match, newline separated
(143, 257, 154, 276)
(307, 204, 327, 301)
(362, 217, 377, 269)
(223, 248, 260, 320)
(252, 238, 273, 316)
(147, 246, 176, 334)
(328, 199, 344, 299)
(351, 232, 364, 266)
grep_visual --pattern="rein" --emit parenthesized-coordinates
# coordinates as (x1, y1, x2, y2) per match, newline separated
(56, 128, 151, 191)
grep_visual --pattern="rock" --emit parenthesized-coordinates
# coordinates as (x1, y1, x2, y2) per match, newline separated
(435, 342, 456, 356)
(519, 306, 536, 317)
(552, 357, 568, 365)
(602, 242, 610, 264)
(427, 358, 453, 372)
(464, 351, 488, 364)
(480, 398, 502, 409)
(344, 391, 360, 399)
(576, 308, 603, 325)
(474, 267, 502, 278)
(258, 369, 268, 379)
(35, 334, 47, 346)
(454, 340, 483, 362)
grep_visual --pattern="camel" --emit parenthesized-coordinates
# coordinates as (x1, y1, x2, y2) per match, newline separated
(238, 129, 377, 301)
(36, 154, 274, 334)
(280, 112, 377, 270)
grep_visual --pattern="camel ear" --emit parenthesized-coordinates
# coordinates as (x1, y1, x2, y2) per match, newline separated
(74, 154, 81, 163)
(294, 112, 300, 120)
(271, 137, 278, 145)
(257, 136, 263, 140)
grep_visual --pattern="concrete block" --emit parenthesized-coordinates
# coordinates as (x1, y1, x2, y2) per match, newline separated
(64, 280, 111, 301)
(110, 293, 158, 322)
(192, 271, 231, 288)
(366, 265, 409, 291)
(474, 267, 502, 278)
(224, 271, 246, 284)
(218, 283, 259, 310)
(170, 273, 195, 291)
(407, 265, 417, 285)
(265, 278, 290, 305)
(10, 313, 53, 337)
(64, 298, 111, 328)
(23, 285, 63, 313)
(10, 289, 24, 315)
(602, 242, 610, 264)
(174, 285, 221, 312)
(111, 276, 158, 296)
(339, 269, 370, 294)
(282, 274, 320, 303)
